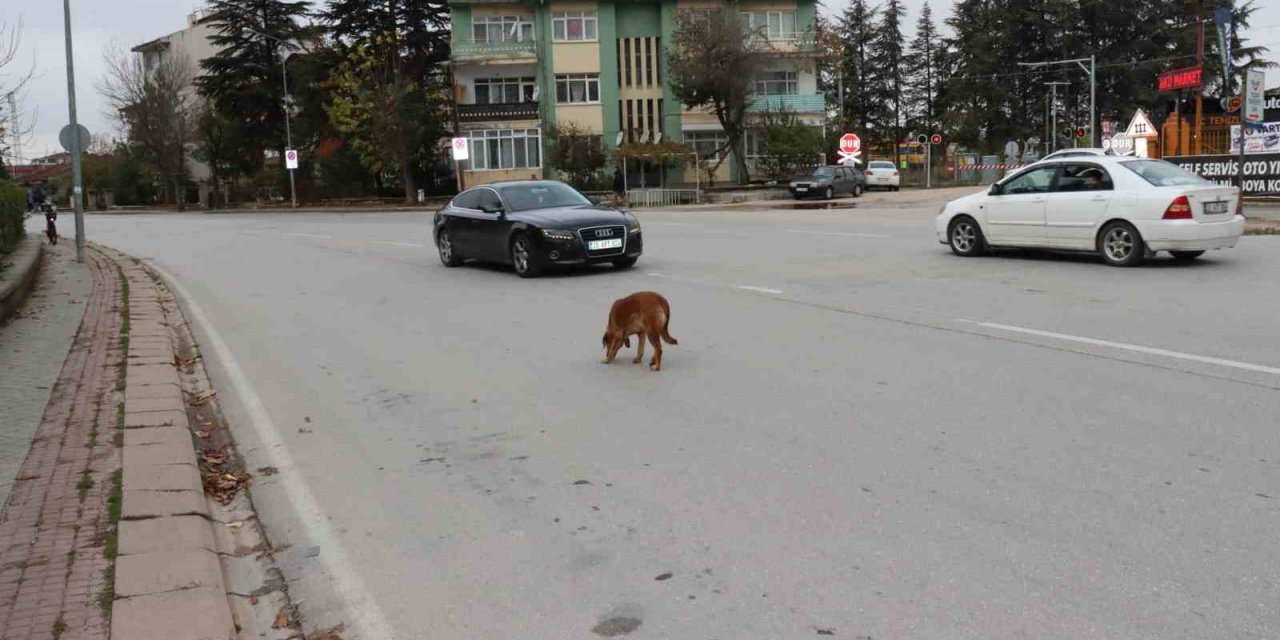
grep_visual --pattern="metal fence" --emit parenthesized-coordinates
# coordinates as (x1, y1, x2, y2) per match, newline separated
(625, 188, 702, 207)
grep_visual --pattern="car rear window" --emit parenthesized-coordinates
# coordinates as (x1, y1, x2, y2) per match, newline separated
(869, 161, 894, 169)
(1119, 159, 1211, 187)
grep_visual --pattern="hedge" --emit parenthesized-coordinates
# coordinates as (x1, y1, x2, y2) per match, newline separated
(0, 180, 24, 254)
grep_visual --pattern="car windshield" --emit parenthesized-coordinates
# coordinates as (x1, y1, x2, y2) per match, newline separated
(498, 182, 591, 212)
(1119, 159, 1211, 187)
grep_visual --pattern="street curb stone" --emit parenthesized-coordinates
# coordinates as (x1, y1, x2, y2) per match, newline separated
(110, 586, 235, 640)
(0, 234, 43, 326)
(121, 490, 210, 519)
(115, 550, 225, 598)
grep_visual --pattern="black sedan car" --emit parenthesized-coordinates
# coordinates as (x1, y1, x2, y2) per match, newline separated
(433, 180, 642, 278)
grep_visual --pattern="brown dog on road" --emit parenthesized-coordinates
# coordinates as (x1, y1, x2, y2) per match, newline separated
(602, 292, 678, 371)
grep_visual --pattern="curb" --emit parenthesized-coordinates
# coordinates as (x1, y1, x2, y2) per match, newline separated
(99, 250, 237, 640)
(0, 235, 43, 325)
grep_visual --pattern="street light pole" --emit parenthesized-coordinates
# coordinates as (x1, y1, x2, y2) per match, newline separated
(281, 54, 296, 209)
(1045, 82, 1070, 153)
(1020, 56, 1098, 148)
(62, 0, 85, 263)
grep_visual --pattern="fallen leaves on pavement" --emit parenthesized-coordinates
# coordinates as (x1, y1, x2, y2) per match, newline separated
(189, 389, 217, 406)
(204, 469, 251, 505)
(306, 624, 346, 640)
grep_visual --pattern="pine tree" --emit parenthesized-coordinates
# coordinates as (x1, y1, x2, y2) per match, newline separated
(871, 0, 907, 159)
(197, 0, 313, 175)
(904, 3, 940, 134)
(835, 0, 880, 136)
(321, 0, 450, 78)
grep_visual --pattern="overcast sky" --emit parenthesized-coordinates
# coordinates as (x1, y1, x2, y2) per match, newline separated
(4, 0, 1278, 161)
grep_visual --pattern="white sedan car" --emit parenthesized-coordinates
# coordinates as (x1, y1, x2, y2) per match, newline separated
(864, 160, 900, 191)
(936, 157, 1244, 267)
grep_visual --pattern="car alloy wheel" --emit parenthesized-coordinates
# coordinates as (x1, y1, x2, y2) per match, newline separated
(511, 234, 542, 278)
(948, 217, 986, 257)
(824, 186, 833, 200)
(1100, 222, 1144, 267)
(438, 229, 461, 267)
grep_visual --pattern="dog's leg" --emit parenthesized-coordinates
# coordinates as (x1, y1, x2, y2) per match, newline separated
(648, 333, 663, 371)
(632, 332, 645, 363)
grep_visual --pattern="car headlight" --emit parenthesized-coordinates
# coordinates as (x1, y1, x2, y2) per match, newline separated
(627, 219, 641, 235)
(541, 228, 575, 241)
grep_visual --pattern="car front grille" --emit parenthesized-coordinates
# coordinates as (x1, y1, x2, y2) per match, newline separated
(577, 225, 627, 257)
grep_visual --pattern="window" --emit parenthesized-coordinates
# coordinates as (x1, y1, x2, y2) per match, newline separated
(474, 77, 537, 105)
(552, 11, 597, 42)
(1120, 159, 1210, 187)
(473, 15, 534, 43)
(685, 131, 729, 160)
(1000, 167, 1056, 195)
(1056, 164, 1113, 192)
(555, 74, 600, 104)
(498, 182, 591, 212)
(745, 131, 768, 159)
(743, 11, 797, 40)
(453, 189, 484, 209)
(468, 129, 542, 171)
(474, 189, 504, 212)
(754, 71, 797, 95)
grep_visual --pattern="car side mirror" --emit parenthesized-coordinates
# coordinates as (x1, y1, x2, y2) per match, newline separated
(988, 184, 1002, 196)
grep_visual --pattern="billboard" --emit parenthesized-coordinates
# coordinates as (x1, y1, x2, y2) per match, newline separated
(1228, 121, 1280, 154)
(1164, 153, 1280, 196)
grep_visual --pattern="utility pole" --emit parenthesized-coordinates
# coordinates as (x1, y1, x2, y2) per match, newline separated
(1020, 57, 1098, 147)
(1046, 82, 1070, 153)
(1195, 0, 1205, 155)
(281, 54, 296, 209)
(62, 0, 85, 263)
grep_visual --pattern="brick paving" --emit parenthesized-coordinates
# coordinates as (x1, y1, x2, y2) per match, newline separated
(0, 248, 123, 640)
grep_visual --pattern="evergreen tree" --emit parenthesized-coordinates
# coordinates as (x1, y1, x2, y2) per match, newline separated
(835, 0, 880, 136)
(871, 0, 907, 159)
(321, 0, 450, 79)
(904, 2, 940, 134)
(1204, 0, 1275, 96)
(197, 0, 313, 175)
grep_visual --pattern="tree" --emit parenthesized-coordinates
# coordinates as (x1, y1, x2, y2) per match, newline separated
(755, 109, 825, 182)
(1204, 0, 1275, 96)
(197, 0, 312, 178)
(327, 36, 447, 203)
(871, 0, 907, 162)
(100, 48, 196, 207)
(1, 18, 35, 168)
(834, 0, 880, 135)
(905, 3, 941, 134)
(193, 101, 246, 209)
(547, 122, 609, 189)
(667, 8, 766, 185)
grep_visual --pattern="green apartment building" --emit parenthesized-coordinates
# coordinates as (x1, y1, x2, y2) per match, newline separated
(449, 0, 823, 187)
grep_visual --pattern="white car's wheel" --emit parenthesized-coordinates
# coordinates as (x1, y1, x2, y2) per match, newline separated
(1099, 221, 1145, 267)
(948, 216, 986, 257)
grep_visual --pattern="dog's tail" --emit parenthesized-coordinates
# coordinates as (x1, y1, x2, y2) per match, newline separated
(661, 311, 678, 345)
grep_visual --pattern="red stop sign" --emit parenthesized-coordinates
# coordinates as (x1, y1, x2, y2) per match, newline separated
(839, 133, 861, 154)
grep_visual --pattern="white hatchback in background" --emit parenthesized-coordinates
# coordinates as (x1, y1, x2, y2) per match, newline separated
(864, 160, 900, 191)
(936, 157, 1244, 266)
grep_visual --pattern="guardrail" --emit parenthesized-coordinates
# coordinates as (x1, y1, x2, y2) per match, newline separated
(458, 102, 540, 123)
(748, 93, 825, 113)
(451, 39, 538, 60)
(626, 189, 701, 208)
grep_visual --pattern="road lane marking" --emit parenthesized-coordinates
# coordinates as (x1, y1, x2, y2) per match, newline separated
(371, 240, 425, 248)
(647, 222, 705, 228)
(785, 229, 890, 239)
(148, 265, 399, 639)
(284, 232, 333, 239)
(735, 285, 784, 295)
(973, 321, 1280, 377)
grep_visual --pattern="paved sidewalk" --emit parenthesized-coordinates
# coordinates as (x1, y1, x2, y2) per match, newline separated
(0, 247, 122, 640)
(0, 242, 92, 504)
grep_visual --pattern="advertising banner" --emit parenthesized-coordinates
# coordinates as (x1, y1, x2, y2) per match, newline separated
(1228, 121, 1280, 154)
(1165, 153, 1280, 195)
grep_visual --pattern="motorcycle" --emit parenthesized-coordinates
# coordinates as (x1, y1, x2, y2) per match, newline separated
(40, 203, 57, 245)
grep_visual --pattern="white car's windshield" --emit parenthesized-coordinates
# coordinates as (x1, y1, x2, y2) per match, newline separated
(499, 182, 591, 212)
(1120, 159, 1211, 187)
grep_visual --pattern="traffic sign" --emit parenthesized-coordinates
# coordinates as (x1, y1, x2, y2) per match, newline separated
(838, 133, 861, 154)
(915, 134, 928, 145)
(837, 133, 862, 166)
(1102, 136, 1113, 150)
(59, 124, 91, 153)
(1111, 132, 1134, 155)
(450, 137, 470, 161)
(1003, 140, 1019, 158)
(284, 149, 299, 170)
(930, 133, 942, 145)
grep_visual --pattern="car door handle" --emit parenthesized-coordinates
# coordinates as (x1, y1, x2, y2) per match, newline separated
(1090, 195, 1108, 202)
(1030, 198, 1046, 203)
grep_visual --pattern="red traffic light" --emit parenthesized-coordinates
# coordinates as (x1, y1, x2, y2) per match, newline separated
(1075, 127, 1086, 138)
(930, 133, 942, 145)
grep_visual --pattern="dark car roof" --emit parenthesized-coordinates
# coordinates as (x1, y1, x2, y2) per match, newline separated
(469, 180, 568, 191)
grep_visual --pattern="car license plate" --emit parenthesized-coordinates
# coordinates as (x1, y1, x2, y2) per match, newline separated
(588, 238, 623, 251)
(1204, 201, 1228, 215)
(795, 187, 808, 192)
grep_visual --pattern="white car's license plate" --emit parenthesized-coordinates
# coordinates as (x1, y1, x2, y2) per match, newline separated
(588, 238, 623, 251)
(1204, 201, 1229, 215)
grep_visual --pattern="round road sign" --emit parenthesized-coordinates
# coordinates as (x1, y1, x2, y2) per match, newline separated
(916, 134, 928, 145)
(839, 133, 861, 154)
(59, 124, 91, 153)
(930, 133, 942, 145)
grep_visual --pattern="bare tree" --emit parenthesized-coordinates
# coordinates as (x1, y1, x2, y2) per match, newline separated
(99, 46, 196, 208)
(1, 18, 36, 168)
(666, 9, 766, 185)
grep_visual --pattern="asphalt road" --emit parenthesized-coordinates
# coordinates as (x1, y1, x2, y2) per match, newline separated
(88, 189, 1280, 640)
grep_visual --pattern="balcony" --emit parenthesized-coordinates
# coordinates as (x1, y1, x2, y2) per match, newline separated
(748, 93, 825, 114)
(458, 102, 540, 124)
(451, 39, 538, 64)
(750, 32, 820, 56)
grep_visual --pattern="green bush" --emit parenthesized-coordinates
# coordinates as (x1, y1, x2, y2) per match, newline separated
(0, 180, 26, 255)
